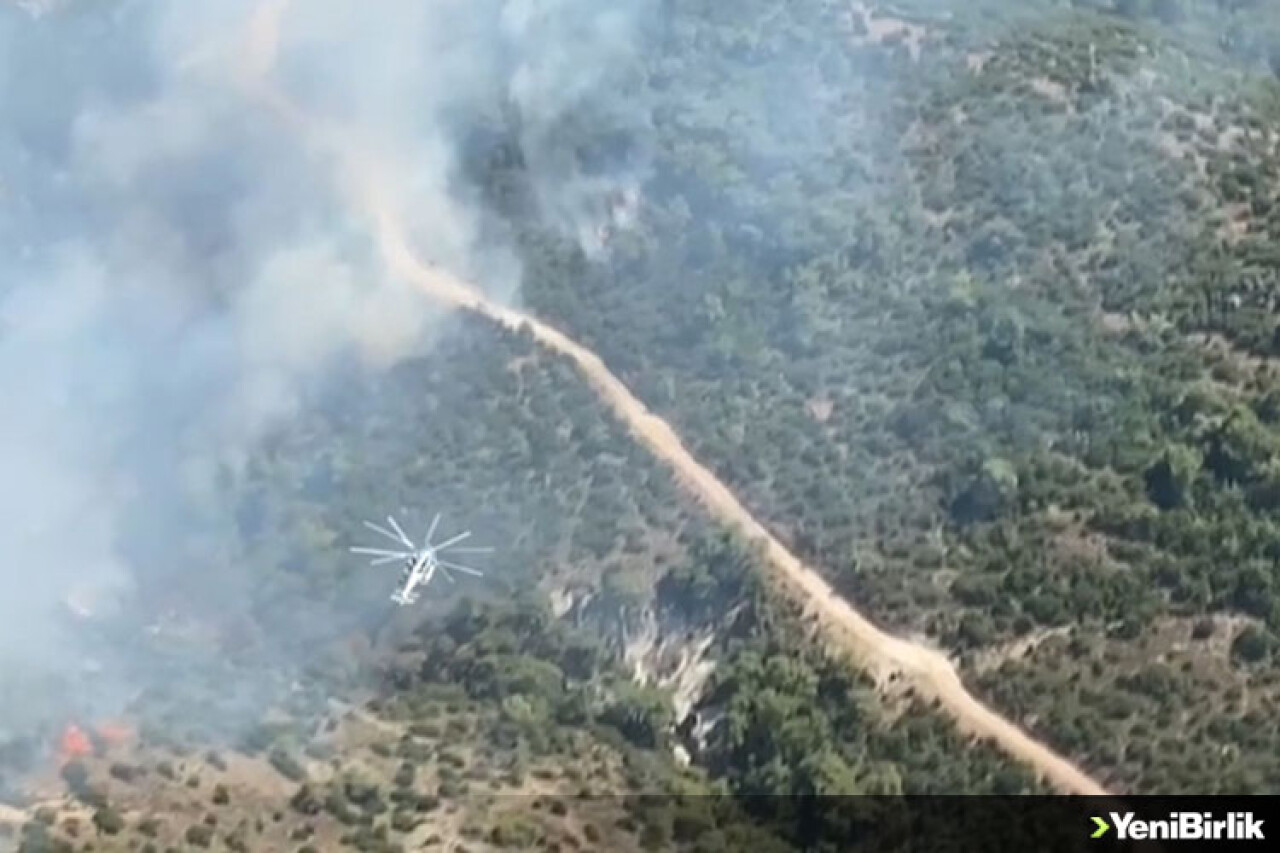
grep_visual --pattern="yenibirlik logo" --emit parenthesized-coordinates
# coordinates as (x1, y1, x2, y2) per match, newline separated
(1091, 812, 1265, 842)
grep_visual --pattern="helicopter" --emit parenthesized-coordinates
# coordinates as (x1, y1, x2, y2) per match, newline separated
(350, 512, 490, 605)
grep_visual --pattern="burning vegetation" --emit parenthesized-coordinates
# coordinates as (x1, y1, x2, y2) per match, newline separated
(55, 721, 134, 770)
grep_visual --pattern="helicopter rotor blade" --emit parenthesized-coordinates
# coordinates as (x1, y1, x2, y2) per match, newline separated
(350, 547, 414, 558)
(363, 520, 409, 546)
(433, 530, 472, 551)
(424, 512, 441, 546)
(438, 560, 483, 578)
(385, 516, 415, 548)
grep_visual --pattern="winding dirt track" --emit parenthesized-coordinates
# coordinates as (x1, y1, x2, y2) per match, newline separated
(242, 0, 1107, 796)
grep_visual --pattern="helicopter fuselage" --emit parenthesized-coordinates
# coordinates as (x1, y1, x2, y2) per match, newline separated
(392, 550, 438, 605)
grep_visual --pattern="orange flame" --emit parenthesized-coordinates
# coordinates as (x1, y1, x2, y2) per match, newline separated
(94, 721, 134, 748)
(56, 720, 135, 768)
(57, 724, 92, 767)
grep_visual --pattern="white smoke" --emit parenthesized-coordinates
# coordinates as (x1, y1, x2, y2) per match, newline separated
(0, 0, 654, 738)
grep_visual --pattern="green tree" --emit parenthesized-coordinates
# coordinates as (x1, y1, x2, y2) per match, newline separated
(602, 683, 673, 749)
(1144, 444, 1201, 509)
(949, 458, 1019, 525)
(1204, 408, 1279, 484)
(1231, 626, 1271, 664)
(92, 807, 124, 836)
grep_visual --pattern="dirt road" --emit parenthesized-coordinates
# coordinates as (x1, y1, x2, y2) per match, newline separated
(241, 0, 1107, 797)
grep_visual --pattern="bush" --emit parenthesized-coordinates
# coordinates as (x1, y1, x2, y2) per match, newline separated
(108, 763, 141, 784)
(92, 807, 124, 836)
(59, 761, 90, 799)
(1144, 445, 1201, 510)
(949, 458, 1019, 525)
(393, 762, 415, 789)
(17, 822, 73, 853)
(289, 784, 323, 816)
(1231, 626, 1272, 664)
(185, 824, 214, 848)
(324, 788, 359, 825)
(488, 815, 540, 848)
(343, 780, 384, 812)
(269, 750, 308, 783)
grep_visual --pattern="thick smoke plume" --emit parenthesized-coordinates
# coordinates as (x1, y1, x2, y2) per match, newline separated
(0, 0, 652, 762)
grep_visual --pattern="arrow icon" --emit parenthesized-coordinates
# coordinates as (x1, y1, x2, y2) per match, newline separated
(1091, 816, 1110, 839)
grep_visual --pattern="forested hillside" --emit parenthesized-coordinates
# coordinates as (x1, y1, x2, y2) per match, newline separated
(6, 4, 1280, 849)
(470, 0, 1280, 793)
(5, 318, 1041, 853)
